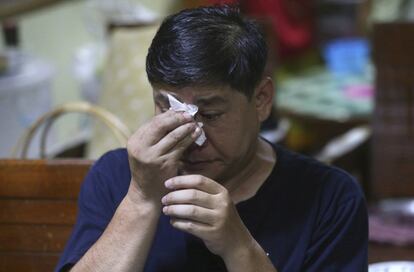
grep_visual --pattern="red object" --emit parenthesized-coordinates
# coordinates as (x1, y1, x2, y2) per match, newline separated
(210, 0, 315, 61)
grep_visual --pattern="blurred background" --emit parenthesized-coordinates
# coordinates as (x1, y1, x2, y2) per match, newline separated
(1, 0, 414, 268)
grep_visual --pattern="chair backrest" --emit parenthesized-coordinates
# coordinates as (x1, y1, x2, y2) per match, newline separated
(371, 22, 414, 199)
(0, 159, 92, 272)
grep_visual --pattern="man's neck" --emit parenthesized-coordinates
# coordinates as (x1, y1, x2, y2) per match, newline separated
(224, 138, 276, 204)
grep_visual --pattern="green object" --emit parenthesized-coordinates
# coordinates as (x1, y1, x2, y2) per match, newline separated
(277, 66, 374, 122)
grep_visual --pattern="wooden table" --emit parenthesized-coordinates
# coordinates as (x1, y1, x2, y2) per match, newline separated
(369, 243, 414, 263)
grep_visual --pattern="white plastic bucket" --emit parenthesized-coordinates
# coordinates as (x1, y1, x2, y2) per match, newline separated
(0, 50, 54, 158)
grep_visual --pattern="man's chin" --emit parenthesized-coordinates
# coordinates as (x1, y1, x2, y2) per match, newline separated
(178, 167, 210, 177)
(178, 161, 220, 180)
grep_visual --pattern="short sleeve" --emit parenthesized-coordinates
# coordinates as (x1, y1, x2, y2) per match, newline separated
(303, 173, 368, 271)
(55, 150, 128, 272)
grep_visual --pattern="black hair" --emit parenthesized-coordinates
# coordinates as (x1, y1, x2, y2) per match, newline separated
(146, 5, 268, 98)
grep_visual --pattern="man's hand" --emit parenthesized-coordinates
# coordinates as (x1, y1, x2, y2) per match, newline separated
(127, 110, 201, 203)
(161, 175, 254, 260)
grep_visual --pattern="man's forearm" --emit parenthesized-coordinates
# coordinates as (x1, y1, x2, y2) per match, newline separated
(71, 183, 161, 272)
(223, 239, 278, 272)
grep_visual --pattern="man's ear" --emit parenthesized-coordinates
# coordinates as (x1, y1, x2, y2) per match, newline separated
(254, 77, 274, 122)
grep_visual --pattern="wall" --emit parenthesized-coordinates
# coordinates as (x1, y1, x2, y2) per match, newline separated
(0, 0, 178, 156)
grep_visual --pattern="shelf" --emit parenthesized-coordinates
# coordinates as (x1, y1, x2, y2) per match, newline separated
(0, 0, 70, 19)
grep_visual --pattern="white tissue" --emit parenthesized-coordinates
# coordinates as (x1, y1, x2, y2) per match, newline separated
(167, 94, 206, 146)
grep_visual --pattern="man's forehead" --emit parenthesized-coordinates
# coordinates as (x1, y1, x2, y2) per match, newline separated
(153, 88, 230, 106)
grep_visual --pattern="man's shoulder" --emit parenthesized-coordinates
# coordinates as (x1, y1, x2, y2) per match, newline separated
(273, 144, 364, 201)
(81, 148, 131, 203)
(94, 148, 129, 167)
(89, 148, 130, 176)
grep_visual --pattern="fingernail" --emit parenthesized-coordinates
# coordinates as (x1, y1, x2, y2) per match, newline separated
(183, 112, 192, 120)
(161, 196, 166, 204)
(189, 123, 197, 131)
(192, 127, 201, 138)
(165, 180, 172, 189)
(163, 206, 168, 214)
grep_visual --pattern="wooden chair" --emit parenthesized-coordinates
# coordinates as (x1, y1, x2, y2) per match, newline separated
(0, 159, 92, 271)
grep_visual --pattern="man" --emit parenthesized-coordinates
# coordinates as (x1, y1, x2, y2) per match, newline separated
(56, 5, 367, 272)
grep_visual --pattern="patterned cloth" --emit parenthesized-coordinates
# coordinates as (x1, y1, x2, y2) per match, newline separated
(369, 208, 414, 246)
(86, 24, 160, 159)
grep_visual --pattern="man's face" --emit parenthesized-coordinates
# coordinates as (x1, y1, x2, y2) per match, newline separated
(153, 85, 262, 183)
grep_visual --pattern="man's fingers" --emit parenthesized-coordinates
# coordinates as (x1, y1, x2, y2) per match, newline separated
(166, 126, 202, 159)
(154, 122, 198, 155)
(165, 175, 223, 195)
(163, 204, 215, 225)
(162, 189, 213, 209)
(144, 110, 194, 145)
(169, 218, 210, 238)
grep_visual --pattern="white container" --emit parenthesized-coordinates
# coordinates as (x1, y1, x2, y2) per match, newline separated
(0, 50, 54, 158)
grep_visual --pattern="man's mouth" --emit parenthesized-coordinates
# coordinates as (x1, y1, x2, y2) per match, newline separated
(182, 160, 209, 164)
(181, 159, 215, 165)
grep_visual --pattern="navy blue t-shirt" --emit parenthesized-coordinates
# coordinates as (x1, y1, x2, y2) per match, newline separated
(56, 144, 368, 271)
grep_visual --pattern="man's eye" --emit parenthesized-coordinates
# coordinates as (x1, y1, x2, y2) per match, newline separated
(199, 112, 222, 121)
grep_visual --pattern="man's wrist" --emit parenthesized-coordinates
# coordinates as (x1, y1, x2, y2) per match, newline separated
(222, 238, 276, 272)
(126, 180, 162, 211)
(222, 236, 255, 265)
